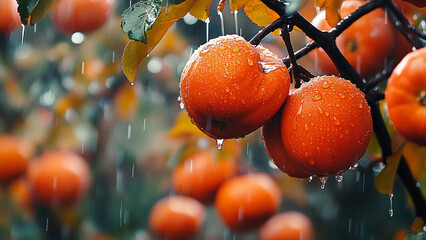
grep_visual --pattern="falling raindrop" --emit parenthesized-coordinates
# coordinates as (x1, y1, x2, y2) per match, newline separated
(269, 159, 278, 169)
(308, 176, 314, 182)
(143, 118, 146, 131)
(34, 23, 37, 33)
(237, 207, 244, 222)
(234, 10, 239, 34)
(130, 82, 134, 86)
(205, 18, 210, 42)
(131, 164, 135, 178)
(45, 218, 49, 231)
(21, 24, 25, 44)
(335, 174, 343, 183)
(81, 62, 85, 75)
(319, 176, 328, 189)
(112, 51, 115, 63)
(389, 194, 394, 217)
(177, 96, 184, 109)
(71, 32, 85, 44)
(216, 139, 224, 149)
(127, 124, 132, 139)
(81, 141, 85, 154)
(218, 11, 225, 36)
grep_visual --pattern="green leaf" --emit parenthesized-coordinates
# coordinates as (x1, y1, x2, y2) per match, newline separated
(17, 0, 56, 25)
(122, 0, 197, 83)
(121, 0, 162, 43)
(17, 0, 38, 24)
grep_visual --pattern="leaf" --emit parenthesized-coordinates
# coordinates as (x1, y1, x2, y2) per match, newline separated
(122, 0, 197, 83)
(315, 0, 342, 27)
(217, 0, 226, 12)
(374, 144, 404, 195)
(230, 0, 248, 11)
(17, 0, 38, 24)
(368, 133, 382, 159)
(403, 142, 426, 181)
(121, 0, 162, 43)
(406, 232, 426, 240)
(411, 217, 425, 233)
(168, 111, 206, 139)
(243, 0, 280, 29)
(17, 0, 56, 25)
(189, 0, 213, 21)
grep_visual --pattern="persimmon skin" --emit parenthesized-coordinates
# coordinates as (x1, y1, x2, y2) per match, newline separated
(280, 76, 372, 176)
(180, 35, 291, 139)
(28, 150, 91, 207)
(385, 48, 426, 146)
(148, 196, 205, 240)
(309, 0, 395, 78)
(262, 109, 311, 178)
(172, 150, 238, 203)
(215, 173, 282, 232)
(51, 0, 115, 34)
(0, 0, 21, 34)
(0, 135, 35, 184)
(258, 212, 314, 240)
(401, 0, 426, 7)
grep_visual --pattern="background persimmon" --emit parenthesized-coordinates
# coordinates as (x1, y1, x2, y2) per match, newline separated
(258, 211, 314, 240)
(385, 47, 426, 146)
(0, 0, 21, 34)
(28, 150, 91, 207)
(148, 195, 205, 240)
(401, 0, 426, 7)
(0, 134, 35, 184)
(309, 0, 395, 78)
(179, 34, 291, 139)
(172, 150, 238, 203)
(280, 76, 372, 176)
(51, 0, 115, 34)
(215, 173, 281, 232)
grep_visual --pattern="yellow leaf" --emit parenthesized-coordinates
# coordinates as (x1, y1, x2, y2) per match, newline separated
(122, 0, 197, 83)
(189, 0, 213, 21)
(403, 142, 426, 180)
(315, 0, 327, 8)
(168, 111, 207, 139)
(244, 0, 280, 29)
(368, 133, 382, 159)
(325, 0, 342, 27)
(374, 145, 404, 195)
(230, 0, 248, 11)
(113, 82, 140, 120)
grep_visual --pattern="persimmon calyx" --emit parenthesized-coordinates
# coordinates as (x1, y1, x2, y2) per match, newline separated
(419, 91, 426, 106)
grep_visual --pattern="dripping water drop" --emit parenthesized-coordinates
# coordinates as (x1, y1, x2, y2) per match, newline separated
(21, 24, 25, 44)
(177, 96, 184, 109)
(319, 176, 328, 189)
(389, 194, 394, 217)
(234, 10, 239, 34)
(217, 11, 225, 36)
(216, 139, 224, 150)
(205, 18, 210, 42)
(335, 174, 343, 183)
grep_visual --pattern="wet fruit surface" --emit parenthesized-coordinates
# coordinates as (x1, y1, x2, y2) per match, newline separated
(215, 173, 282, 232)
(149, 195, 205, 240)
(258, 211, 314, 240)
(280, 76, 372, 176)
(0, 0, 21, 34)
(385, 47, 426, 146)
(179, 34, 291, 139)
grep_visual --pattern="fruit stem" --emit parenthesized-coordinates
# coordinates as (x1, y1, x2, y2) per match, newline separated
(249, 17, 286, 46)
(419, 91, 426, 106)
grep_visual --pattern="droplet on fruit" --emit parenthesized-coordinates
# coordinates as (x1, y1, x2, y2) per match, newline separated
(233, 48, 240, 52)
(177, 96, 185, 110)
(309, 159, 315, 165)
(308, 176, 314, 182)
(335, 174, 343, 183)
(339, 93, 345, 99)
(216, 139, 224, 149)
(312, 94, 322, 102)
(259, 61, 279, 73)
(319, 176, 328, 189)
(247, 59, 254, 66)
(322, 81, 330, 89)
(333, 117, 341, 126)
(358, 103, 363, 109)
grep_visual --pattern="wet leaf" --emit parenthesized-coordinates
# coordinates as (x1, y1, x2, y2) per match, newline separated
(406, 231, 426, 240)
(374, 144, 404, 195)
(403, 142, 426, 181)
(368, 132, 382, 159)
(229, 0, 248, 11)
(217, 0, 226, 12)
(189, 0, 213, 21)
(122, 0, 197, 83)
(121, 0, 162, 43)
(168, 111, 206, 139)
(315, 0, 342, 27)
(17, 0, 56, 25)
(244, 0, 280, 31)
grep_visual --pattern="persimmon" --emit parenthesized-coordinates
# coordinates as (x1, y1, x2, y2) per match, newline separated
(385, 47, 426, 146)
(28, 150, 91, 207)
(0, 134, 35, 184)
(0, 0, 21, 34)
(280, 76, 372, 176)
(262, 109, 311, 178)
(309, 0, 395, 78)
(215, 173, 281, 232)
(172, 150, 238, 203)
(401, 0, 426, 8)
(51, 0, 115, 34)
(148, 195, 205, 240)
(258, 212, 314, 240)
(179, 34, 291, 139)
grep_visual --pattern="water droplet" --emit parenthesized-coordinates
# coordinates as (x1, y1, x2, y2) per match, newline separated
(177, 96, 184, 109)
(335, 174, 343, 183)
(217, 11, 225, 36)
(130, 82, 134, 86)
(205, 18, 210, 42)
(233, 48, 240, 52)
(322, 81, 330, 89)
(248, 59, 254, 66)
(234, 10, 239, 34)
(312, 94, 322, 101)
(319, 176, 329, 189)
(318, 107, 324, 114)
(336, 103, 340, 107)
(217, 139, 224, 149)
(325, 112, 329, 117)
(308, 176, 314, 182)
(334, 117, 341, 126)
(304, 124, 309, 131)
(225, 87, 230, 92)
(309, 159, 315, 165)
(389, 194, 394, 217)
(339, 94, 345, 99)
(358, 103, 363, 109)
